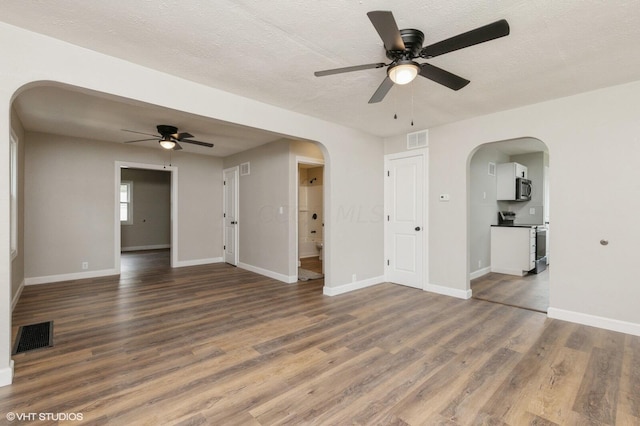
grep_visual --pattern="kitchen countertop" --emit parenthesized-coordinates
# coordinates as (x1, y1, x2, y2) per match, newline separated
(491, 224, 544, 228)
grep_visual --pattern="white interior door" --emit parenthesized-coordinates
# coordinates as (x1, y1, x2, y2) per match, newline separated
(223, 167, 239, 266)
(385, 154, 425, 289)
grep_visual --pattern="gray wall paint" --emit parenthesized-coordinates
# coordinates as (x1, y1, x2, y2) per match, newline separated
(223, 139, 325, 279)
(10, 108, 25, 304)
(24, 132, 223, 279)
(469, 147, 509, 274)
(120, 168, 171, 250)
(224, 139, 292, 277)
(0, 22, 385, 381)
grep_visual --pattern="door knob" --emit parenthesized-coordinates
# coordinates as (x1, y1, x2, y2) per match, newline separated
(415, 226, 421, 231)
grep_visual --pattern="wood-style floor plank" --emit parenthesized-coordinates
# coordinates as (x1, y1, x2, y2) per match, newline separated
(1, 250, 639, 425)
(471, 268, 549, 313)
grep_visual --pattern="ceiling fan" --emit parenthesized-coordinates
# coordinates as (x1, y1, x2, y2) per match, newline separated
(122, 125, 214, 150)
(314, 11, 510, 103)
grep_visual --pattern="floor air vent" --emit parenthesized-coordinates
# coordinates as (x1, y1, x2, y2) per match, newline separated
(12, 321, 54, 354)
(407, 129, 428, 150)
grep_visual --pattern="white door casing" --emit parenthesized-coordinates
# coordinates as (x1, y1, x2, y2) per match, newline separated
(295, 156, 325, 273)
(114, 161, 178, 271)
(385, 151, 427, 289)
(223, 166, 239, 266)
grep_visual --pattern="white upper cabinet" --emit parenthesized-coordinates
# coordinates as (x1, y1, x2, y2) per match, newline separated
(497, 162, 528, 200)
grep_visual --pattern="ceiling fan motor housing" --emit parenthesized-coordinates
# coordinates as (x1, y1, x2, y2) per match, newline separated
(386, 28, 425, 61)
(157, 124, 178, 137)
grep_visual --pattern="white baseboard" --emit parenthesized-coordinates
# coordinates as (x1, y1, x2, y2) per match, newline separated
(490, 267, 525, 276)
(174, 257, 223, 268)
(424, 283, 472, 300)
(238, 262, 297, 284)
(0, 361, 14, 387)
(470, 266, 491, 280)
(11, 279, 25, 311)
(548, 307, 640, 337)
(121, 244, 170, 252)
(25, 269, 119, 286)
(323, 275, 385, 296)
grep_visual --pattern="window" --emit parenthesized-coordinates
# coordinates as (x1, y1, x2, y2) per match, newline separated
(120, 181, 133, 225)
(10, 129, 18, 259)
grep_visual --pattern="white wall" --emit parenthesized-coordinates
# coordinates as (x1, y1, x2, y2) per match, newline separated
(426, 81, 640, 335)
(384, 82, 640, 335)
(24, 132, 223, 281)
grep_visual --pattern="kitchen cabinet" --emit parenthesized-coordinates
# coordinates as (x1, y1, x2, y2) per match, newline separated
(490, 226, 536, 276)
(497, 162, 528, 200)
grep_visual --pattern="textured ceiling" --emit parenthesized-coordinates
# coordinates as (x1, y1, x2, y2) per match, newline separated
(13, 86, 285, 157)
(4, 0, 640, 146)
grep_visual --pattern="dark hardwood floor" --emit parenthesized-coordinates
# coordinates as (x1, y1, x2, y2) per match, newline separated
(471, 268, 550, 313)
(3, 251, 639, 425)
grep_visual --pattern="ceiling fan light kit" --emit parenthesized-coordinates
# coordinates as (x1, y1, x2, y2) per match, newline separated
(122, 124, 214, 151)
(314, 11, 510, 104)
(159, 138, 176, 150)
(388, 61, 419, 85)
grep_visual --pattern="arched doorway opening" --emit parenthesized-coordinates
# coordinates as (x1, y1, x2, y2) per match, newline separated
(467, 137, 550, 312)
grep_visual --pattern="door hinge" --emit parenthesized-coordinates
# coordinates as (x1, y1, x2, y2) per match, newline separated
(223, 181, 226, 185)
(387, 215, 390, 222)
(223, 245, 226, 250)
(387, 259, 390, 266)
(223, 213, 226, 218)
(387, 170, 390, 177)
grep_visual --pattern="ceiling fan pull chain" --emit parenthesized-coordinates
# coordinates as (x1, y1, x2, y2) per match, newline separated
(411, 81, 415, 126)
(393, 86, 398, 120)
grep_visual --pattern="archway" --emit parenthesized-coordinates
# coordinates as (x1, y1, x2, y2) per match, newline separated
(467, 137, 550, 312)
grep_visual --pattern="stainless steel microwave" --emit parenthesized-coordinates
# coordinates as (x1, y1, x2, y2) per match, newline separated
(516, 177, 532, 201)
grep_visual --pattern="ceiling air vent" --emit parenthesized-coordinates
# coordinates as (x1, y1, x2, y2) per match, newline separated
(407, 129, 428, 150)
(240, 162, 250, 176)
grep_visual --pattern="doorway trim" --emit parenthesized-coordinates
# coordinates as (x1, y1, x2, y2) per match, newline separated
(295, 156, 325, 280)
(223, 166, 239, 266)
(114, 161, 178, 272)
(384, 149, 428, 290)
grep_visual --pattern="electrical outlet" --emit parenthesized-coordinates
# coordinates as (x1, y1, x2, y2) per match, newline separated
(529, 207, 536, 215)
(352, 273, 357, 283)
(81, 262, 89, 270)
(478, 260, 481, 268)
